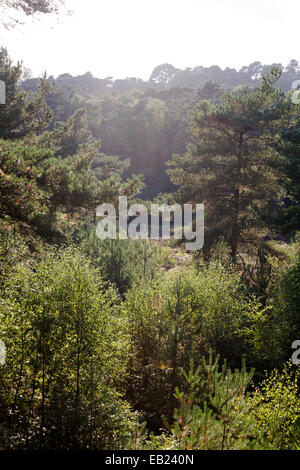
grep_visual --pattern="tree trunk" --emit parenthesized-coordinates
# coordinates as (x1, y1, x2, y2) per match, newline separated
(231, 133, 243, 260)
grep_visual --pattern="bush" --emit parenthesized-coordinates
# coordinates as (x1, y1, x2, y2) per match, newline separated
(122, 264, 261, 427)
(0, 247, 138, 449)
(132, 358, 300, 450)
(133, 355, 268, 450)
(81, 230, 164, 295)
(249, 362, 300, 449)
(248, 246, 300, 368)
(275, 250, 300, 359)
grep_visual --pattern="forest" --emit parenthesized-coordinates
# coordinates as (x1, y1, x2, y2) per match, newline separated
(0, 1, 300, 453)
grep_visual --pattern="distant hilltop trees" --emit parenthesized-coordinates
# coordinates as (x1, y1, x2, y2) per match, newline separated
(21, 60, 300, 96)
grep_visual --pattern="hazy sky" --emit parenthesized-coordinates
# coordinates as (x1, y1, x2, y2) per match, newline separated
(0, 0, 298, 80)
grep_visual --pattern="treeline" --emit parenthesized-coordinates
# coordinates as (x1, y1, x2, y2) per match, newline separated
(22, 59, 300, 96)
(0, 47, 300, 450)
(21, 60, 300, 196)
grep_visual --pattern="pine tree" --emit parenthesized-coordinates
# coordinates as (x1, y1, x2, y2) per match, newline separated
(168, 67, 293, 258)
(169, 355, 259, 450)
(0, 48, 53, 140)
(0, 49, 144, 241)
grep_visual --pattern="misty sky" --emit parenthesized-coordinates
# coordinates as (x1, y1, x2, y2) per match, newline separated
(0, 0, 298, 80)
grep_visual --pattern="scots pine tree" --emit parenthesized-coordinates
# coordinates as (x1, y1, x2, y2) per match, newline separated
(168, 67, 293, 258)
(0, 48, 53, 140)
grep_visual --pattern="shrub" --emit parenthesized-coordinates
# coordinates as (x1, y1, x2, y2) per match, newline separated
(122, 264, 260, 426)
(0, 247, 137, 449)
(133, 355, 268, 450)
(249, 362, 300, 449)
(81, 230, 163, 295)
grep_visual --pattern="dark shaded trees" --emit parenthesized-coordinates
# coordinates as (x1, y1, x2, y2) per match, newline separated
(276, 122, 300, 235)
